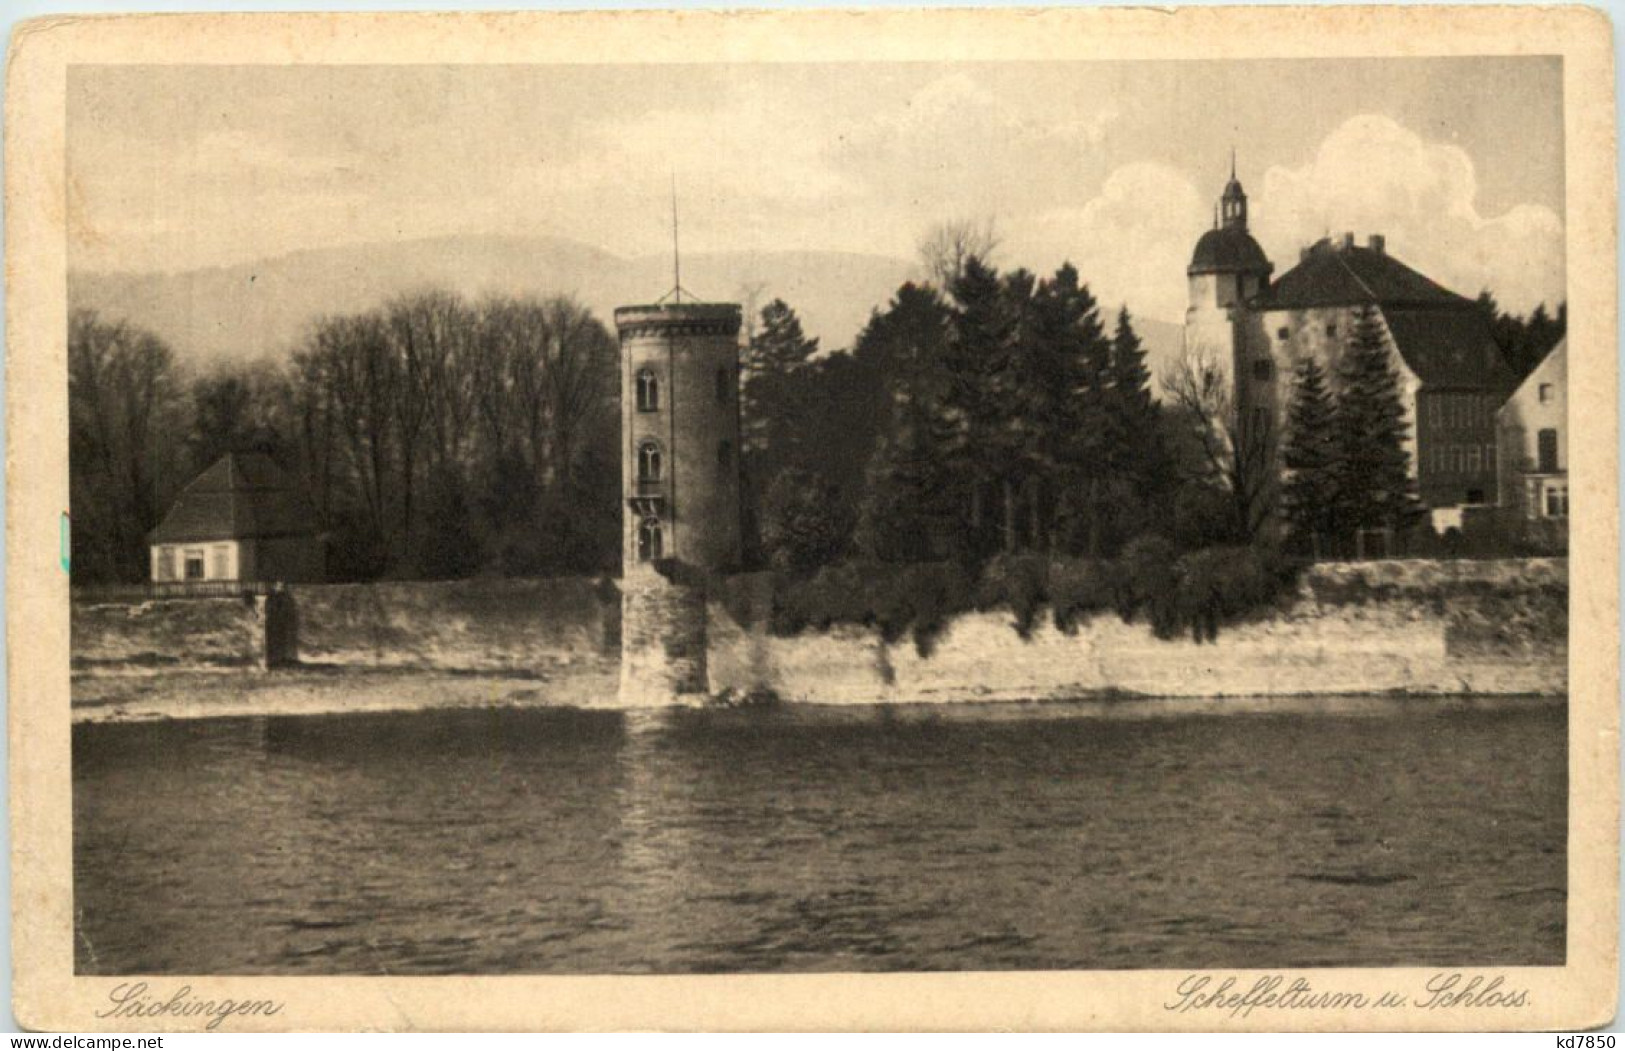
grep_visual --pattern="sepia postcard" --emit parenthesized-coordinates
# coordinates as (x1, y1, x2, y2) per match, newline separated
(5, 5, 1619, 1032)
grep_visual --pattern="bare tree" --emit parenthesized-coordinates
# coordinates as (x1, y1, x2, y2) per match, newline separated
(68, 310, 187, 581)
(917, 216, 1001, 289)
(1160, 342, 1275, 542)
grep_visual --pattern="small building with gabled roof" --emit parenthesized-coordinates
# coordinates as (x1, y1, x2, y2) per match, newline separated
(148, 451, 324, 583)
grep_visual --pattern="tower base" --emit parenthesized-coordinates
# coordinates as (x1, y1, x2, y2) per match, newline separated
(618, 564, 710, 707)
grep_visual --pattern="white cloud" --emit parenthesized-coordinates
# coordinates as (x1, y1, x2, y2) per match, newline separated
(1254, 114, 1565, 313)
(1007, 161, 1207, 322)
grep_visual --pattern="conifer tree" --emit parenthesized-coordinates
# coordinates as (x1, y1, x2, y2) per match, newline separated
(1333, 306, 1423, 537)
(940, 256, 1017, 554)
(742, 299, 818, 462)
(1279, 356, 1340, 555)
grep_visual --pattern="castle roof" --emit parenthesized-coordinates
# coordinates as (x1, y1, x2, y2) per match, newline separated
(1379, 307, 1519, 391)
(1253, 237, 1514, 390)
(1188, 227, 1272, 275)
(1256, 238, 1473, 311)
(148, 452, 317, 545)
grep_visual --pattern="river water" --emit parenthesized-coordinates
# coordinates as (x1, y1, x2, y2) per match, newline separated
(73, 696, 1565, 975)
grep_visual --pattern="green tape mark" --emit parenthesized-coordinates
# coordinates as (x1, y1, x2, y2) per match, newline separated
(60, 512, 71, 574)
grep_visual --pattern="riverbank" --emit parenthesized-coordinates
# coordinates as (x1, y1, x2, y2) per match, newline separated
(70, 667, 611, 725)
(70, 557, 1567, 723)
(71, 667, 1565, 725)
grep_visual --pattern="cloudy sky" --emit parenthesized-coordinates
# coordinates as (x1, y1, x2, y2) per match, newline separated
(68, 57, 1565, 322)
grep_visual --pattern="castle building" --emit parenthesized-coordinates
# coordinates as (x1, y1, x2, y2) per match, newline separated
(615, 300, 744, 704)
(1184, 166, 1520, 530)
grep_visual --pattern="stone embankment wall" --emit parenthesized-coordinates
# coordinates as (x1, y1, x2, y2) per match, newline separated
(72, 593, 297, 671)
(708, 559, 1568, 703)
(71, 559, 1566, 703)
(287, 577, 620, 678)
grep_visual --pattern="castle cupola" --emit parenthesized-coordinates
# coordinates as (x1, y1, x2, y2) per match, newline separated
(1220, 156, 1248, 231)
(1188, 154, 1271, 280)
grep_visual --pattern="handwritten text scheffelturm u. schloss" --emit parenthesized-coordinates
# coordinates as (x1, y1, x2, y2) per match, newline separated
(1165, 972, 1530, 1020)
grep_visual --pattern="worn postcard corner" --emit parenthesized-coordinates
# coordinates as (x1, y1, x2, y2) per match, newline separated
(5, 4, 1619, 1034)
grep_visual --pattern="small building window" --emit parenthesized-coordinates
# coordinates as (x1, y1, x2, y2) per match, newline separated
(157, 547, 176, 582)
(1276, 326, 1290, 341)
(1537, 428, 1559, 474)
(184, 550, 205, 581)
(1545, 483, 1568, 518)
(1252, 359, 1273, 382)
(1325, 322, 1338, 338)
(1538, 383, 1554, 405)
(637, 517, 664, 562)
(636, 368, 659, 412)
(717, 439, 732, 469)
(637, 439, 663, 482)
(211, 544, 230, 580)
(716, 367, 730, 403)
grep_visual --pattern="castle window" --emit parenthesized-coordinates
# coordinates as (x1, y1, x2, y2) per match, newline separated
(1539, 383, 1554, 405)
(636, 368, 659, 412)
(1465, 445, 1482, 473)
(1252, 359, 1273, 382)
(717, 439, 732, 469)
(716, 367, 730, 403)
(637, 517, 664, 562)
(637, 439, 663, 482)
(1276, 326, 1290, 341)
(1325, 323, 1338, 338)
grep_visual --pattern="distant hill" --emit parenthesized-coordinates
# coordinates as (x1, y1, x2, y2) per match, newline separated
(67, 235, 923, 370)
(68, 233, 1187, 390)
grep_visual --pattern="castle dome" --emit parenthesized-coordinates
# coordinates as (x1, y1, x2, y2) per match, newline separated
(1188, 226, 1272, 276)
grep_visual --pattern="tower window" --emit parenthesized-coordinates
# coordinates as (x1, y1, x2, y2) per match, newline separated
(1539, 383, 1554, 404)
(716, 366, 730, 403)
(637, 517, 664, 562)
(637, 439, 663, 482)
(1276, 326, 1290, 341)
(717, 439, 732, 469)
(1252, 359, 1273, 382)
(636, 368, 659, 412)
(1325, 323, 1338, 338)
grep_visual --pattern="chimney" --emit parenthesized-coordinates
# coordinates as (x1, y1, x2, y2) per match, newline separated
(1340, 232, 1355, 250)
(1369, 233, 1386, 254)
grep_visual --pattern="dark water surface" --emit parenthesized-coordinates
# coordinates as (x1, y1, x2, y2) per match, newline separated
(73, 696, 1566, 974)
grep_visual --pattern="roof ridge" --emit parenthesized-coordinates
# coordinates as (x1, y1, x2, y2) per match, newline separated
(1334, 251, 1379, 303)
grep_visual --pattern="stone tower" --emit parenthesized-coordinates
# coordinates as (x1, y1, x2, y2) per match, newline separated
(1184, 159, 1274, 391)
(614, 300, 744, 705)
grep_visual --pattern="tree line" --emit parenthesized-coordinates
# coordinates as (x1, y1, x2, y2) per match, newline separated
(70, 293, 620, 583)
(69, 243, 1567, 585)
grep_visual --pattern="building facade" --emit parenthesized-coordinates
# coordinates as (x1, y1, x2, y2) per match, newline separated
(1183, 171, 1520, 531)
(1496, 336, 1567, 525)
(615, 300, 744, 704)
(148, 451, 324, 584)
